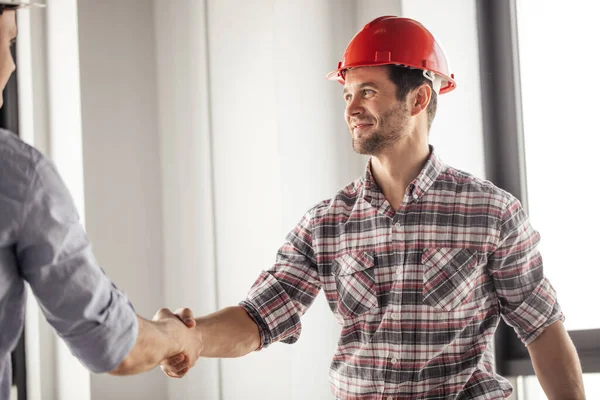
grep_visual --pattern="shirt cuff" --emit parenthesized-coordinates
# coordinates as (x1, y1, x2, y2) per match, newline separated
(502, 277, 564, 345)
(523, 302, 565, 346)
(239, 301, 272, 350)
(63, 290, 138, 373)
(240, 271, 303, 347)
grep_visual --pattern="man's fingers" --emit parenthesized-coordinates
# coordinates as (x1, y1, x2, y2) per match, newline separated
(163, 370, 183, 379)
(161, 365, 188, 379)
(173, 307, 196, 328)
(165, 353, 185, 365)
(183, 319, 196, 328)
(151, 307, 195, 327)
(173, 367, 189, 377)
(172, 359, 190, 373)
(162, 354, 189, 370)
(152, 308, 174, 321)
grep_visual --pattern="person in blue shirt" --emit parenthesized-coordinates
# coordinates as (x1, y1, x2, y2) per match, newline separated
(0, 3, 200, 398)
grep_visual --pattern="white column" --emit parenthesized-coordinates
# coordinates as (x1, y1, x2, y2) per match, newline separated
(206, 1, 286, 399)
(45, 0, 91, 399)
(16, 6, 53, 400)
(76, 0, 167, 399)
(153, 1, 221, 399)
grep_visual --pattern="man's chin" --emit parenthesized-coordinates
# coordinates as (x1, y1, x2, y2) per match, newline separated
(352, 140, 375, 156)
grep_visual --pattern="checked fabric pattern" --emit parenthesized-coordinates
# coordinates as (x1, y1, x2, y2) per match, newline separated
(240, 148, 563, 399)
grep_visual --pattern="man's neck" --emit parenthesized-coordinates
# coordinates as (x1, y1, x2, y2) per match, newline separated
(370, 139, 430, 211)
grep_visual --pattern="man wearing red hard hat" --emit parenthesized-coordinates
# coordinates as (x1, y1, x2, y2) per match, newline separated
(161, 16, 585, 399)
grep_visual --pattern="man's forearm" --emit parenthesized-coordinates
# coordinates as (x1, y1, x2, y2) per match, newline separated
(194, 306, 261, 358)
(528, 320, 585, 399)
(110, 315, 176, 375)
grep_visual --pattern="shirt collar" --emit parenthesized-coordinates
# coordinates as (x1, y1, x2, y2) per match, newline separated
(362, 145, 445, 209)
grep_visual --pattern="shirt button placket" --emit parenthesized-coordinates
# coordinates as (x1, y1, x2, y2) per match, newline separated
(389, 311, 402, 341)
(390, 214, 404, 376)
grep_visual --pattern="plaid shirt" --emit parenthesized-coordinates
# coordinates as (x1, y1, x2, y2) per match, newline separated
(240, 148, 563, 399)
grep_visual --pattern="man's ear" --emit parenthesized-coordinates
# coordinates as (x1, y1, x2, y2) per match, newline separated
(410, 83, 432, 117)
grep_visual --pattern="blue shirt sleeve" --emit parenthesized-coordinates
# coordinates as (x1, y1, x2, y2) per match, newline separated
(15, 158, 138, 373)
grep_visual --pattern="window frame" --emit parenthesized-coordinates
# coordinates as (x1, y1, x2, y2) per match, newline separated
(476, 0, 600, 377)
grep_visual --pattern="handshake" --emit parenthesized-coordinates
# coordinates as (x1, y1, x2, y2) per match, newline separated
(120, 305, 260, 378)
(150, 307, 201, 379)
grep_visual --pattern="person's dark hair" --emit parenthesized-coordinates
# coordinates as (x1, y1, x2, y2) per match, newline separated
(0, 5, 17, 14)
(387, 65, 438, 131)
(0, 4, 18, 14)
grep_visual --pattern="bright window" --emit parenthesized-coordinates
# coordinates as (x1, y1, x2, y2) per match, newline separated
(516, 0, 600, 331)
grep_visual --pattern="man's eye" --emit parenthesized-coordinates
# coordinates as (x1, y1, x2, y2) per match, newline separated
(344, 94, 352, 102)
(364, 89, 374, 96)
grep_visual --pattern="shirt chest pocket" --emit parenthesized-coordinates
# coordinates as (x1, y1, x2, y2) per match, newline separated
(332, 251, 378, 318)
(421, 248, 479, 311)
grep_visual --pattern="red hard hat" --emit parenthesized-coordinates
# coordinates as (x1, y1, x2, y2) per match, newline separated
(326, 16, 456, 94)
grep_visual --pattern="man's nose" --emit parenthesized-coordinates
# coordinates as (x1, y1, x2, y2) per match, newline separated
(345, 98, 363, 117)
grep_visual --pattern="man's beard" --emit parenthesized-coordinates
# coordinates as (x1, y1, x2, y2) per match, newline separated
(351, 102, 409, 155)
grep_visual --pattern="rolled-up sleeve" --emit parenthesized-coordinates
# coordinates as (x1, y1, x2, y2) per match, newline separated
(240, 210, 321, 349)
(488, 196, 564, 345)
(15, 159, 138, 373)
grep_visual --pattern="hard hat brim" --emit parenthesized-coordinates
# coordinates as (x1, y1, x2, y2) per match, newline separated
(325, 62, 457, 94)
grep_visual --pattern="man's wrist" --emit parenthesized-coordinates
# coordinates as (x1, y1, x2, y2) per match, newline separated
(153, 319, 182, 360)
(194, 319, 204, 357)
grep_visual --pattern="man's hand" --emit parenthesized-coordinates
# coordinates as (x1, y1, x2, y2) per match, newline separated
(109, 310, 201, 376)
(160, 306, 261, 379)
(152, 307, 201, 378)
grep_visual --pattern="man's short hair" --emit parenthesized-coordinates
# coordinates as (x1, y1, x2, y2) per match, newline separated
(387, 65, 438, 131)
(0, 4, 18, 14)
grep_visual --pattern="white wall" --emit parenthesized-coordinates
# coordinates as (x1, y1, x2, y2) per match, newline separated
(153, 1, 221, 399)
(20, 0, 485, 399)
(77, 1, 166, 399)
